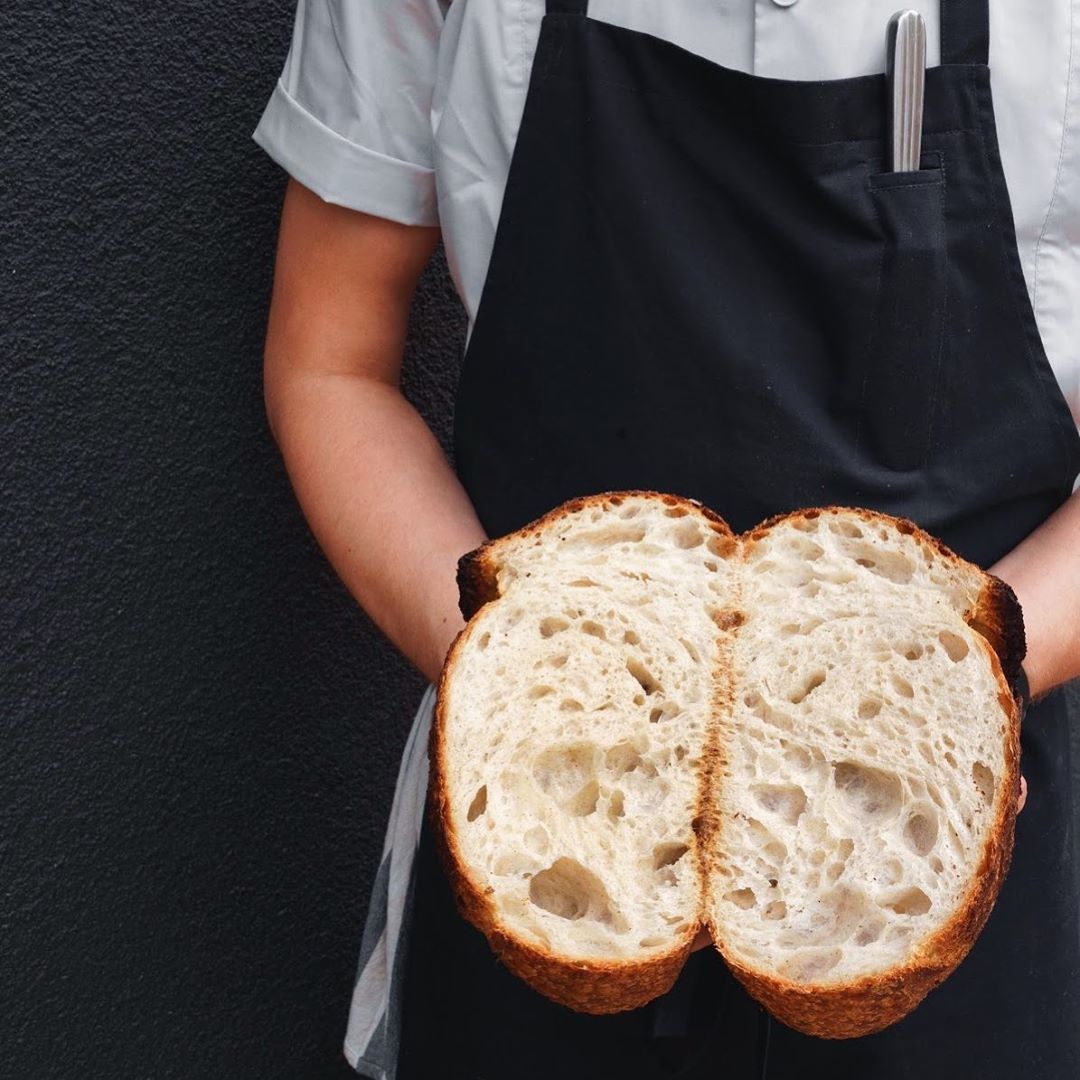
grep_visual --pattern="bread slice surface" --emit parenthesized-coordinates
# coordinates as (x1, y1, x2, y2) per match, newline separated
(429, 492, 1023, 1032)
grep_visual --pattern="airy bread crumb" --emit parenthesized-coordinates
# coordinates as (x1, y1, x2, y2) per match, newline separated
(428, 491, 1023, 1036)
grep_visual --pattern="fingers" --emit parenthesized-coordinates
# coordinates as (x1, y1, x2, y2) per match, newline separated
(1018, 773, 1027, 814)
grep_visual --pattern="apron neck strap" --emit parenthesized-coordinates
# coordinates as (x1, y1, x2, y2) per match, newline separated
(941, 0, 990, 66)
(543, 1, 988, 67)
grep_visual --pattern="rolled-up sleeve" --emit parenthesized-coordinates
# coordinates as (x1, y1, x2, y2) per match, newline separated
(253, 0, 446, 226)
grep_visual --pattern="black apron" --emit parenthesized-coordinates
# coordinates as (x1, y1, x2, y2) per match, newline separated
(398, 1, 1080, 1076)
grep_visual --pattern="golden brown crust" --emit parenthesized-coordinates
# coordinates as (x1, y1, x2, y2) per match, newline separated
(433, 492, 1023, 1033)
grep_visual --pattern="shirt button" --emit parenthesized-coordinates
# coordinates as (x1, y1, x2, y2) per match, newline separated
(771, 0, 799, 7)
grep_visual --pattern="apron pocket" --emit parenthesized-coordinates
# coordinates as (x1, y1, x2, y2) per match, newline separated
(858, 155, 947, 471)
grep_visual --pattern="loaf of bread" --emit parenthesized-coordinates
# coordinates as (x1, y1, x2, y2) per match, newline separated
(428, 491, 1024, 1037)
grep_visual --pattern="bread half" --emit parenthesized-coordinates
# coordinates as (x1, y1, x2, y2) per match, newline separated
(428, 491, 1024, 1035)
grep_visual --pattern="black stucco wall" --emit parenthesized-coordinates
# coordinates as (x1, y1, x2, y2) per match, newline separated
(3, 4, 465, 1076)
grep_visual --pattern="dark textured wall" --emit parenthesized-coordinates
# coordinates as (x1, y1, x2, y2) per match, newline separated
(2, 4, 465, 1077)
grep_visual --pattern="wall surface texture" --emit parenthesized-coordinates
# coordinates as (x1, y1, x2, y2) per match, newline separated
(3, 3, 465, 1076)
(4, 4, 1080, 1080)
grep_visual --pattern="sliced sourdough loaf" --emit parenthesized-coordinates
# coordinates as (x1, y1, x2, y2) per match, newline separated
(428, 491, 1024, 1035)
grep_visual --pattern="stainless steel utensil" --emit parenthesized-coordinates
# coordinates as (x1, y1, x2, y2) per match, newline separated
(886, 11, 927, 171)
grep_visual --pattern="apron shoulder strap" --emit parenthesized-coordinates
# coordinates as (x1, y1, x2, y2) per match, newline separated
(940, 0, 990, 66)
(545, 2, 987, 65)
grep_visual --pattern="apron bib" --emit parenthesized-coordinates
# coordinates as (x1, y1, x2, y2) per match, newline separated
(399, 1, 1080, 1076)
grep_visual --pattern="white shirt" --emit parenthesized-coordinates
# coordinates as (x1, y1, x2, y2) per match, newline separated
(253, 0, 1080, 426)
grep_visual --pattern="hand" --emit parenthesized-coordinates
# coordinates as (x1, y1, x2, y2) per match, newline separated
(1018, 773, 1027, 814)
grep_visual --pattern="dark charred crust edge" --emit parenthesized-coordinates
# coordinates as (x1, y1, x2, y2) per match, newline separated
(433, 493, 1022, 1032)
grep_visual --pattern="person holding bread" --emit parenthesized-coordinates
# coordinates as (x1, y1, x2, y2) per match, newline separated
(253, 2, 1080, 1078)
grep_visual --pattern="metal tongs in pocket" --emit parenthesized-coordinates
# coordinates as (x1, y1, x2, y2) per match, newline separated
(886, 11, 927, 171)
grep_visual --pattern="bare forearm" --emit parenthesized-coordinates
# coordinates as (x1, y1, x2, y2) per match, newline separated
(990, 488, 1080, 698)
(269, 369, 487, 684)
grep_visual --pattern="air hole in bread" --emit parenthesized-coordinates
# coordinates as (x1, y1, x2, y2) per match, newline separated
(524, 825, 550, 854)
(891, 674, 915, 699)
(639, 936, 668, 948)
(764, 839, 788, 864)
(833, 763, 903, 821)
(623, 630, 640, 645)
(528, 858, 628, 931)
(782, 743, 815, 771)
(627, 658, 662, 696)
(847, 544, 916, 583)
(581, 620, 607, 639)
(881, 859, 907, 885)
(620, 503, 642, 518)
(663, 506, 688, 518)
(568, 578, 601, 588)
(752, 784, 807, 825)
(467, 785, 487, 822)
(567, 779, 600, 816)
(548, 653, 569, 668)
(725, 888, 757, 909)
(854, 917, 885, 946)
(653, 842, 690, 870)
(528, 685, 555, 700)
(938, 630, 969, 662)
(533, 743, 599, 802)
(607, 790, 625, 821)
(672, 520, 705, 549)
(885, 887, 932, 917)
(495, 852, 536, 876)
(829, 518, 864, 538)
(858, 697, 883, 719)
(901, 643, 924, 660)
(572, 524, 647, 546)
(972, 761, 995, 804)
(679, 637, 701, 663)
(603, 740, 654, 777)
(903, 807, 938, 856)
(781, 948, 843, 982)
(789, 671, 826, 704)
(560, 699, 584, 712)
(477, 631, 491, 650)
(765, 900, 788, 920)
(540, 617, 570, 637)
(944, 752, 957, 769)
(787, 538, 824, 561)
